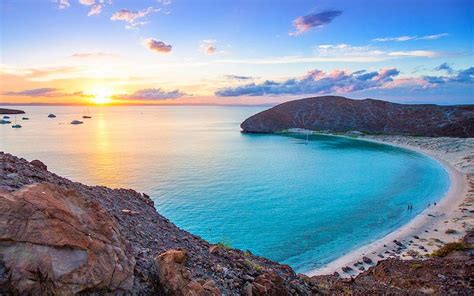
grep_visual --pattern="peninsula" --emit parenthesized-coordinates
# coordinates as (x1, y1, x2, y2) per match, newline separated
(241, 96, 474, 137)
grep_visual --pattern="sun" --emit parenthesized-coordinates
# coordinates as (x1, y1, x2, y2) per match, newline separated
(88, 87, 114, 105)
(92, 95, 112, 105)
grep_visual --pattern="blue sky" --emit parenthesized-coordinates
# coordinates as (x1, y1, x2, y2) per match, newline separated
(0, 0, 473, 105)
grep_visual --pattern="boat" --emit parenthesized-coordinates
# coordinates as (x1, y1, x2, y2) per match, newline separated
(22, 117, 30, 120)
(11, 124, 22, 128)
(70, 120, 83, 125)
(0, 119, 12, 124)
(48, 114, 56, 118)
(3, 116, 10, 119)
(82, 107, 92, 119)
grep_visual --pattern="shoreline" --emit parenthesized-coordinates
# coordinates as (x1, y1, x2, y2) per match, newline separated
(305, 134, 470, 277)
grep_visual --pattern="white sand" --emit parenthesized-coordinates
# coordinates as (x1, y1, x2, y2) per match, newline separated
(301, 134, 474, 277)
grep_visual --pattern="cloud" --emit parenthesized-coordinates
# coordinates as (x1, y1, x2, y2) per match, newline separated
(113, 88, 186, 100)
(215, 65, 474, 97)
(2, 88, 89, 98)
(143, 38, 172, 53)
(200, 40, 217, 55)
(314, 44, 438, 59)
(435, 62, 454, 74)
(373, 33, 449, 42)
(70, 52, 115, 58)
(224, 75, 253, 81)
(388, 50, 438, 57)
(290, 10, 342, 35)
(215, 68, 400, 97)
(111, 7, 157, 28)
(157, 0, 172, 5)
(79, 0, 95, 5)
(87, 4, 103, 16)
(424, 67, 474, 84)
(54, 0, 70, 9)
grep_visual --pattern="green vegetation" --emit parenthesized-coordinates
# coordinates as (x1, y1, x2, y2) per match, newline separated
(410, 263, 423, 269)
(431, 242, 472, 257)
(245, 259, 263, 272)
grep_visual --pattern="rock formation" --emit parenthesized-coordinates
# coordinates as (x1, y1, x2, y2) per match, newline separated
(0, 183, 135, 294)
(241, 96, 474, 137)
(0, 108, 25, 115)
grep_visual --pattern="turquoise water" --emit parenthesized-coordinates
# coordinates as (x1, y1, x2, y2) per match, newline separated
(0, 106, 449, 273)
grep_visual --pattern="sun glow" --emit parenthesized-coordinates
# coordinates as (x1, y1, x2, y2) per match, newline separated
(89, 87, 114, 105)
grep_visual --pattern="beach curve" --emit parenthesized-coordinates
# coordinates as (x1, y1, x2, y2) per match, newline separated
(306, 134, 472, 277)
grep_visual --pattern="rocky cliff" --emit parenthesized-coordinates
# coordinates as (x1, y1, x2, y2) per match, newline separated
(241, 96, 474, 137)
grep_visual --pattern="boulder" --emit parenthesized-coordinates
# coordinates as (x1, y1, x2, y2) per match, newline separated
(155, 249, 221, 296)
(0, 183, 135, 294)
(30, 159, 47, 171)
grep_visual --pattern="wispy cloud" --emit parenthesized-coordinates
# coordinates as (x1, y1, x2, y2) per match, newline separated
(143, 38, 172, 54)
(70, 52, 116, 58)
(113, 88, 187, 100)
(290, 10, 342, 35)
(434, 62, 454, 74)
(111, 7, 158, 29)
(54, 0, 70, 9)
(224, 75, 254, 81)
(387, 50, 438, 57)
(315, 44, 439, 59)
(372, 33, 449, 42)
(2, 88, 89, 98)
(200, 40, 217, 55)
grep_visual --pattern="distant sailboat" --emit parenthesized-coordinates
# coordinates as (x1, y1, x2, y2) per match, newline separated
(12, 115, 22, 128)
(82, 107, 92, 119)
(70, 120, 83, 125)
(3, 116, 10, 119)
(48, 114, 56, 118)
(22, 117, 30, 120)
(0, 119, 11, 124)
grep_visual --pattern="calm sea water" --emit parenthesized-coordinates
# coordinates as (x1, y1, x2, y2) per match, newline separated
(0, 106, 449, 273)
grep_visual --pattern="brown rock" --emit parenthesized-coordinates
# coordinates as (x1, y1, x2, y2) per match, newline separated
(0, 183, 135, 294)
(243, 271, 290, 296)
(30, 159, 47, 171)
(155, 249, 221, 296)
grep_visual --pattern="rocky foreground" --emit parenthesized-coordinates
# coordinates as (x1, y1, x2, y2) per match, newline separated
(0, 151, 473, 295)
(240, 96, 474, 137)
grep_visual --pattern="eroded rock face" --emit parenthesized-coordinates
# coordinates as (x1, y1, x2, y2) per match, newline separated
(0, 183, 135, 294)
(241, 96, 474, 137)
(155, 249, 221, 296)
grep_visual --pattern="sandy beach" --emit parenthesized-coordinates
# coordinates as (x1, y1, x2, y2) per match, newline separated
(306, 134, 474, 277)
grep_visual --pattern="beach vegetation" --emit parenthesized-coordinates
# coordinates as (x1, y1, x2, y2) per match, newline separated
(431, 242, 472, 257)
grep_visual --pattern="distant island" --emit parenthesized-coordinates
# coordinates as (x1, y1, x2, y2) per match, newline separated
(0, 108, 25, 115)
(241, 96, 474, 138)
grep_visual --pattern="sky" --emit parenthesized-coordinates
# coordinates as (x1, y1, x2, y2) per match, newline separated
(0, 0, 473, 105)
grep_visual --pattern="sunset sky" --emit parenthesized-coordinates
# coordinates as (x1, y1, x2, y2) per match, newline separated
(0, 0, 472, 105)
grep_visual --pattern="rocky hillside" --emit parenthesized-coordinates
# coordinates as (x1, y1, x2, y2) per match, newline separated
(0, 152, 472, 295)
(241, 96, 474, 137)
(0, 108, 24, 115)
